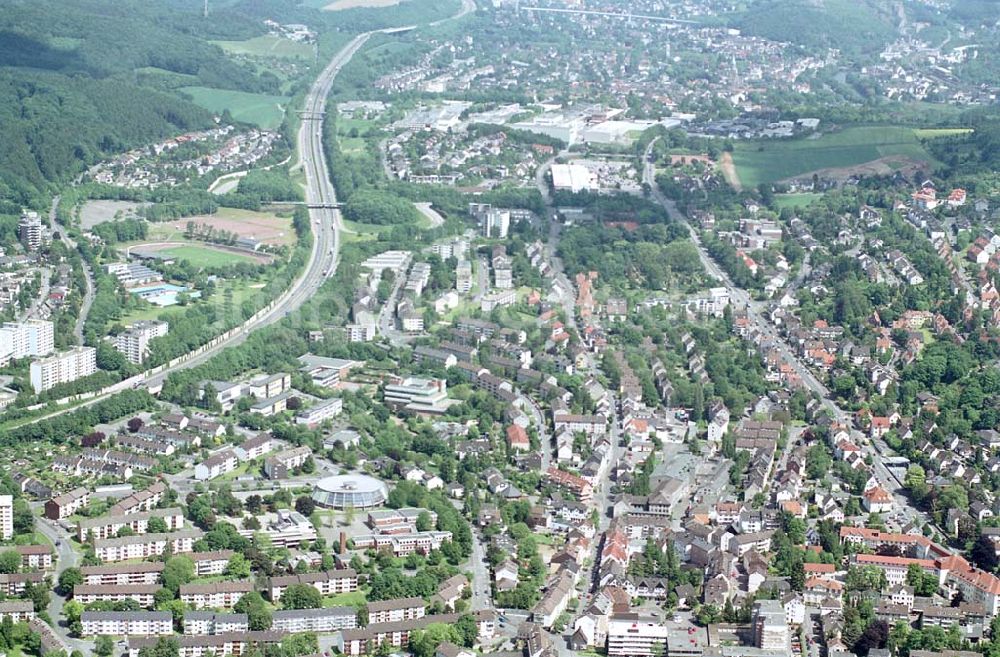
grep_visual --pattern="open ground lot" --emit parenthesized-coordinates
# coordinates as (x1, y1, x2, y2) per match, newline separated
(150, 207, 297, 247)
(214, 35, 315, 60)
(79, 200, 149, 229)
(732, 126, 942, 188)
(180, 87, 289, 129)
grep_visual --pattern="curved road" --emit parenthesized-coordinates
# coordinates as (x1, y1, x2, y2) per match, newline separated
(51, 196, 96, 343)
(14, 3, 476, 429)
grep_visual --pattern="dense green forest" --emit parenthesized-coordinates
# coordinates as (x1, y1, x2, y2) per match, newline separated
(0, 0, 461, 205)
(732, 0, 896, 57)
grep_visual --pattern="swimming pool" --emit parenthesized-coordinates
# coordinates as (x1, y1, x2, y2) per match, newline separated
(129, 283, 202, 307)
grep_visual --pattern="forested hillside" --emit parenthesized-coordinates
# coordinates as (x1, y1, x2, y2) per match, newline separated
(0, 0, 460, 205)
(733, 0, 897, 57)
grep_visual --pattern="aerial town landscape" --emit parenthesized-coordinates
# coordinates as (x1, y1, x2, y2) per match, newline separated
(0, 0, 998, 656)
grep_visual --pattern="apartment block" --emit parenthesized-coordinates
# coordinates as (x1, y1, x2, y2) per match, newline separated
(183, 611, 250, 635)
(81, 562, 165, 586)
(366, 597, 427, 625)
(0, 495, 12, 541)
(0, 320, 54, 361)
(77, 507, 184, 542)
(268, 569, 358, 602)
(94, 529, 201, 563)
(112, 320, 169, 364)
(81, 611, 173, 636)
(180, 580, 254, 609)
(190, 550, 235, 577)
(44, 487, 89, 520)
(29, 346, 97, 393)
(272, 606, 357, 633)
(73, 584, 159, 607)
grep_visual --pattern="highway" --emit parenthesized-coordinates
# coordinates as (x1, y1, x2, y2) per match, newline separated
(15, 30, 374, 423)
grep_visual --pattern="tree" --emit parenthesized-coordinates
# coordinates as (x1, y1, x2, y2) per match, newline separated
(416, 511, 433, 532)
(137, 637, 179, 657)
(95, 635, 115, 657)
(972, 534, 1000, 572)
(696, 604, 721, 626)
(409, 624, 461, 657)
(58, 567, 83, 595)
(24, 581, 50, 612)
(162, 555, 195, 593)
(281, 583, 323, 610)
(294, 496, 316, 517)
(147, 517, 168, 533)
(127, 417, 144, 433)
(234, 592, 272, 630)
(0, 550, 20, 574)
(455, 614, 478, 647)
(223, 553, 252, 579)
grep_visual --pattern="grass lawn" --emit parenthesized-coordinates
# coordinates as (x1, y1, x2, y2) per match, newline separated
(159, 245, 257, 268)
(180, 87, 289, 130)
(214, 35, 315, 60)
(732, 126, 939, 188)
(773, 192, 824, 209)
(121, 278, 260, 324)
(324, 590, 367, 606)
(913, 127, 973, 139)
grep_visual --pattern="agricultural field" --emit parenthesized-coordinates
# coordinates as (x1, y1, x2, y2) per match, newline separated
(732, 126, 943, 188)
(180, 87, 289, 130)
(148, 207, 296, 247)
(214, 35, 315, 60)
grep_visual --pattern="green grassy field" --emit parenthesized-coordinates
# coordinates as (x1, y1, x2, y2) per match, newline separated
(214, 35, 315, 60)
(159, 245, 257, 268)
(180, 87, 289, 129)
(122, 279, 260, 324)
(732, 126, 939, 188)
(773, 193, 824, 209)
(324, 590, 367, 606)
(913, 127, 974, 138)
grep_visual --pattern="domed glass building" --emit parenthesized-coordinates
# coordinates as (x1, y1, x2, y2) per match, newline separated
(312, 474, 389, 509)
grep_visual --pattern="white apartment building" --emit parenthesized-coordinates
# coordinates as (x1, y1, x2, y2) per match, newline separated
(29, 346, 97, 393)
(0, 320, 54, 361)
(456, 260, 473, 294)
(94, 529, 201, 563)
(77, 507, 184, 542)
(0, 496, 12, 541)
(179, 580, 254, 609)
(81, 611, 173, 636)
(606, 614, 669, 657)
(183, 612, 249, 635)
(484, 209, 510, 238)
(295, 397, 343, 427)
(384, 377, 449, 414)
(269, 570, 358, 602)
(194, 449, 238, 481)
(18, 210, 44, 251)
(113, 320, 168, 364)
(753, 600, 789, 651)
(272, 607, 357, 633)
(80, 563, 165, 586)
